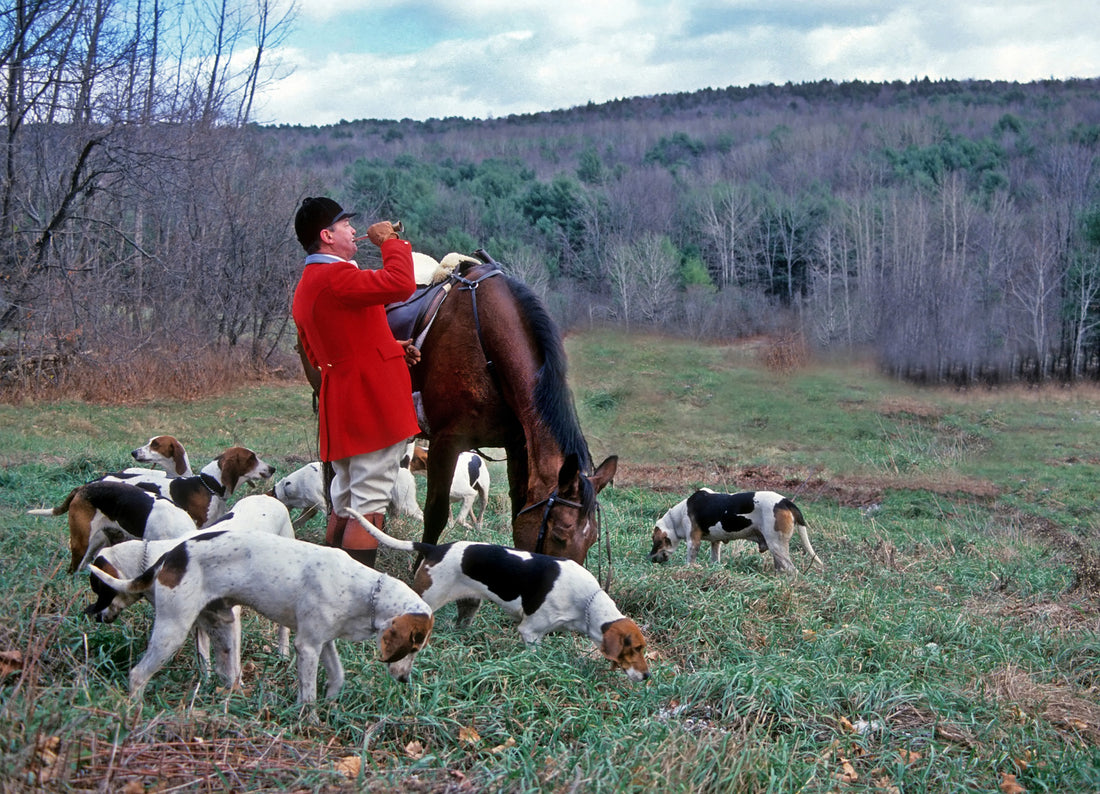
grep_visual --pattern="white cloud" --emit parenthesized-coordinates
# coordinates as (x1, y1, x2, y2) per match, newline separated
(252, 0, 1100, 125)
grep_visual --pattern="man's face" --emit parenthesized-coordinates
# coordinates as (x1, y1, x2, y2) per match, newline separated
(321, 217, 357, 259)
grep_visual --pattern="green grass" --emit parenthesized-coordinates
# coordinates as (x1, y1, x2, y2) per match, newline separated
(1, 331, 1098, 791)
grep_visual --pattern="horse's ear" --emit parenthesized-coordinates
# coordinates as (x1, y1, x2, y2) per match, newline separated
(557, 453, 581, 489)
(589, 455, 618, 493)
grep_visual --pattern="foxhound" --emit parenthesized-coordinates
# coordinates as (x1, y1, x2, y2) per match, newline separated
(89, 530, 433, 703)
(107, 445, 276, 526)
(30, 481, 199, 573)
(85, 494, 298, 683)
(407, 445, 491, 529)
(269, 461, 326, 529)
(347, 509, 649, 682)
(648, 488, 824, 574)
(130, 435, 193, 477)
(268, 460, 424, 526)
(30, 446, 276, 570)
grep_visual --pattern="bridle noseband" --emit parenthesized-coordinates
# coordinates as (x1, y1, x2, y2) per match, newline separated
(517, 489, 600, 556)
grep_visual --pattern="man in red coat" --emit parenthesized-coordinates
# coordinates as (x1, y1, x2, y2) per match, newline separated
(292, 197, 420, 567)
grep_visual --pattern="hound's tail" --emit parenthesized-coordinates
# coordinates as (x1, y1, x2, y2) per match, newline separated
(89, 559, 160, 595)
(779, 498, 825, 570)
(27, 486, 80, 517)
(344, 508, 418, 552)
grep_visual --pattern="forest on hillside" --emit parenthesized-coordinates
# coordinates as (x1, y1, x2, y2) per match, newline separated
(3, 2, 1100, 393)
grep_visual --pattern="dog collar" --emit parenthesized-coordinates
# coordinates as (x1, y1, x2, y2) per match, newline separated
(367, 577, 384, 632)
(199, 472, 225, 497)
(582, 588, 602, 628)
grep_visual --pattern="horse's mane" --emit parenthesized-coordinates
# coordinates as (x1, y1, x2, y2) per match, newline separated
(502, 274, 593, 473)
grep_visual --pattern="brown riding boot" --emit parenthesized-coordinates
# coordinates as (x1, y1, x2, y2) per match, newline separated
(324, 512, 348, 547)
(342, 511, 383, 568)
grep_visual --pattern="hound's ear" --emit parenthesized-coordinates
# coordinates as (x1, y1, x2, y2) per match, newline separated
(172, 442, 187, 476)
(601, 625, 624, 663)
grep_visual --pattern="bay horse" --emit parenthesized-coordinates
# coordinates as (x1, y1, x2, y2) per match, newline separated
(389, 251, 617, 564)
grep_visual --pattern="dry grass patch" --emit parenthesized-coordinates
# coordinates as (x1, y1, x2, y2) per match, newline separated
(990, 665, 1100, 745)
(13, 713, 352, 791)
(876, 396, 946, 421)
(967, 595, 1100, 634)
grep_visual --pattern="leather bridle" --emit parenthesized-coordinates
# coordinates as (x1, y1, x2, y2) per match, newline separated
(517, 490, 611, 588)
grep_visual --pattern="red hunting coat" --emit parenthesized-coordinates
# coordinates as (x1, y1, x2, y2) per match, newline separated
(292, 238, 420, 462)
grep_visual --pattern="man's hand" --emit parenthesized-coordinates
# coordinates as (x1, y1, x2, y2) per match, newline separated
(398, 339, 421, 366)
(366, 221, 400, 247)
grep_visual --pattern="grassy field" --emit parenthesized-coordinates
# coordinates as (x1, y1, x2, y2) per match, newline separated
(1, 330, 1098, 792)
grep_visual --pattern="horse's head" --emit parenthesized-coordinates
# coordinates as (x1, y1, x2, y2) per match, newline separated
(514, 454, 618, 563)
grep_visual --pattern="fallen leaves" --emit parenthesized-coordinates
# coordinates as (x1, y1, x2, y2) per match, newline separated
(30, 735, 61, 785)
(833, 757, 858, 784)
(1, 650, 23, 679)
(334, 755, 361, 779)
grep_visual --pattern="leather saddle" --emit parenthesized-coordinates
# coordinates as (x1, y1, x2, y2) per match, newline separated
(385, 248, 501, 343)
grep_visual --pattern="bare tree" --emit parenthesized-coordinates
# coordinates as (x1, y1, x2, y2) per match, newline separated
(697, 182, 760, 288)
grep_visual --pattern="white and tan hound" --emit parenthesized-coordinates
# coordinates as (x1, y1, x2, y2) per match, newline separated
(89, 530, 433, 703)
(130, 435, 193, 477)
(84, 494, 298, 683)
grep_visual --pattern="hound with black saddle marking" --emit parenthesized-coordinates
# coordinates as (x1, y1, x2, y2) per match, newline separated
(29, 446, 276, 570)
(29, 481, 198, 573)
(347, 508, 649, 682)
(89, 530, 433, 703)
(84, 493, 297, 684)
(648, 488, 824, 575)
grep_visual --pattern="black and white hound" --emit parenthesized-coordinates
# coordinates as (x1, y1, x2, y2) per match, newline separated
(648, 488, 824, 574)
(347, 509, 649, 682)
(407, 445, 491, 529)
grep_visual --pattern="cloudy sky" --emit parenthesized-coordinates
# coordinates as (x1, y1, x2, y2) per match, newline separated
(252, 0, 1100, 126)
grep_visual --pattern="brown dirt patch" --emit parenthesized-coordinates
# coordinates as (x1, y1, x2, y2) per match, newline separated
(616, 463, 998, 508)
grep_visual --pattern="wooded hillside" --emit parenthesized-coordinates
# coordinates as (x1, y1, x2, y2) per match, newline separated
(3, 2, 1099, 396)
(267, 77, 1100, 385)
